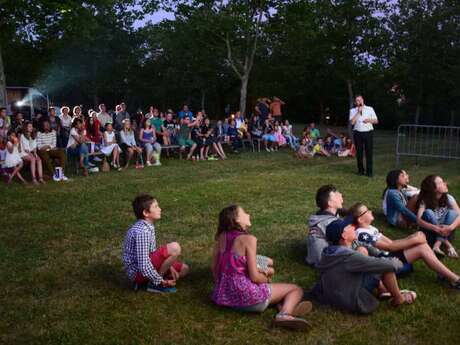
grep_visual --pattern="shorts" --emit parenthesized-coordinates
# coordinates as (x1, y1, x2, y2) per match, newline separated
(388, 250, 408, 264)
(177, 137, 195, 148)
(233, 285, 272, 313)
(134, 245, 183, 284)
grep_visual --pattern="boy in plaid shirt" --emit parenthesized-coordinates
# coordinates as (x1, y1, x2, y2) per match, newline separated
(122, 194, 189, 293)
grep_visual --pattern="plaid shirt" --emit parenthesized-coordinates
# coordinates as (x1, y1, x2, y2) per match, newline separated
(122, 220, 163, 285)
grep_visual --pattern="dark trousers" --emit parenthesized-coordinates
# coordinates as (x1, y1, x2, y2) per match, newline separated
(353, 130, 373, 175)
(38, 148, 67, 176)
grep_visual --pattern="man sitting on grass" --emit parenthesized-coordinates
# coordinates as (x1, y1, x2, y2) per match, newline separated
(312, 218, 417, 314)
(122, 194, 190, 293)
(306, 185, 344, 267)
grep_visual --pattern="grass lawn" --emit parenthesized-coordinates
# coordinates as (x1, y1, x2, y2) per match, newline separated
(1, 129, 460, 345)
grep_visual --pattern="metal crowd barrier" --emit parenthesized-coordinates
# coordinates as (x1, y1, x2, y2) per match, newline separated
(396, 124, 460, 166)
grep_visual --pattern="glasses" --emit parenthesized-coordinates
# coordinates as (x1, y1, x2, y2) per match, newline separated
(358, 209, 370, 217)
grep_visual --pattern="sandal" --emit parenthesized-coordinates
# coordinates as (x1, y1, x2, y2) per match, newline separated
(378, 292, 392, 300)
(390, 289, 417, 307)
(272, 312, 310, 330)
(447, 247, 459, 259)
(450, 278, 460, 290)
(433, 246, 446, 257)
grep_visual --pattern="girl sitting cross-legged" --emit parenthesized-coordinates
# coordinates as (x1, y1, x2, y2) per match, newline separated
(211, 204, 312, 330)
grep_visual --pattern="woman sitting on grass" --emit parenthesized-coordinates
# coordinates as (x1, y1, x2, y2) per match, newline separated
(382, 170, 419, 228)
(416, 175, 460, 258)
(120, 119, 144, 169)
(350, 202, 460, 290)
(211, 205, 312, 330)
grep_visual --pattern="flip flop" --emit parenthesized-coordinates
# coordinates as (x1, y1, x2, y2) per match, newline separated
(390, 289, 417, 306)
(272, 313, 310, 331)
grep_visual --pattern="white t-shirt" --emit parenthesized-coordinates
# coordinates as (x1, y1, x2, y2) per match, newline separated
(67, 128, 86, 148)
(349, 105, 378, 132)
(20, 134, 37, 156)
(356, 225, 382, 246)
(60, 114, 73, 129)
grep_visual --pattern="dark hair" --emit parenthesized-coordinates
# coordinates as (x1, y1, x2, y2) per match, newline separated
(132, 194, 156, 220)
(349, 202, 366, 224)
(22, 121, 36, 140)
(72, 118, 82, 128)
(382, 169, 404, 198)
(316, 185, 337, 210)
(215, 205, 244, 239)
(0, 107, 6, 113)
(416, 175, 448, 210)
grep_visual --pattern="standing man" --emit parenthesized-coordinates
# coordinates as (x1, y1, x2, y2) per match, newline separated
(270, 96, 285, 121)
(349, 95, 378, 177)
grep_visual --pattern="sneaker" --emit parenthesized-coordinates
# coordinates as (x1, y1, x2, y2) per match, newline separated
(154, 161, 161, 166)
(265, 147, 270, 152)
(146, 283, 177, 293)
(146, 161, 152, 167)
(53, 174, 61, 182)
(61, 175, 69, 181)
(93, 156, 103, 162)
(89, 167, 99, 173)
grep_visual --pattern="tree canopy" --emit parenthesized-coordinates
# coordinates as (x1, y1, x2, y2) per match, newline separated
(1, 0, 459, 127)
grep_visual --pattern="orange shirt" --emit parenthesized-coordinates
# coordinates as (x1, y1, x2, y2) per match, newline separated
(270, 101, 282, 117)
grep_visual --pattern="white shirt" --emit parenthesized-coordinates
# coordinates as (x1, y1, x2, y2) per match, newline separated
(20, 134, 37, 156)
(59, 114, 73, 129)
(349, 105, 377, 132)
(67, 128, 86, 148)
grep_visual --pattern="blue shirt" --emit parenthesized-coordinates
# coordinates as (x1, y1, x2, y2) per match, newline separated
(384, 189, 417, 226)
(178, 110, 193, 120)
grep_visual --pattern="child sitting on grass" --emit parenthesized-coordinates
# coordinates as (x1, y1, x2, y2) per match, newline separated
(211, 204, 312, 330)
(296, 138, 313, 159)
(122, 194, 190, 293)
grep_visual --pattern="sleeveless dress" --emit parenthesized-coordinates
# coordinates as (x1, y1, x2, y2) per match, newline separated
(141, 129, 154, 147)
(212, 231, 271, 308)
(3, 143, 23, 168)
(101, 131, 120, 155)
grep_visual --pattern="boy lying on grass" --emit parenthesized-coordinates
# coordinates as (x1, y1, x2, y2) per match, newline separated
(122, 193, 189, 293)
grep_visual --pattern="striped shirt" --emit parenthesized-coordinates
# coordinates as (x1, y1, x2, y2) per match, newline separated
(37, 131, 57, 150)
(122, 220, 163, 285)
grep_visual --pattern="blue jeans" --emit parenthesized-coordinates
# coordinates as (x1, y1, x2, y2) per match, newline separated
(67, 144, 89, 168)
(422, 209, 458, 246)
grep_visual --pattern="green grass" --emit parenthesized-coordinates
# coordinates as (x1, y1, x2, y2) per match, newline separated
(1, 129, 460, 345)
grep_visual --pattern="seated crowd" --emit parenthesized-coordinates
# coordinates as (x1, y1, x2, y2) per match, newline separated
(122, 170, 459, 331)
(1, 101, 354, 185)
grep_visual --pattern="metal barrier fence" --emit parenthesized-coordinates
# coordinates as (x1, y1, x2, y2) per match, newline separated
(396, 124, 460, 166)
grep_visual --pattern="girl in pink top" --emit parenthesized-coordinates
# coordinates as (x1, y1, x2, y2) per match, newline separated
(211, 205, 312, 330)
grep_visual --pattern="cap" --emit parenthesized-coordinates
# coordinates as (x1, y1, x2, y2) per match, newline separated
(325, 216, 354, 244)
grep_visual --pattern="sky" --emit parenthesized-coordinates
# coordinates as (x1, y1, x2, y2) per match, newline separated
(133, 10, 175, 28)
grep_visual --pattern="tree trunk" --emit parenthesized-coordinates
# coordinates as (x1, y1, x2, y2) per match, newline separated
(0, 45, 7, 107)
(346, 79, 354, 109)
(319, 98, 325, 124)
(201, 89, 206, 112)
(239, 75, 248, 117)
